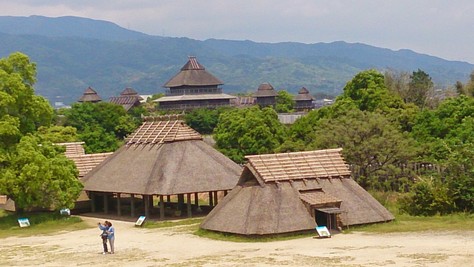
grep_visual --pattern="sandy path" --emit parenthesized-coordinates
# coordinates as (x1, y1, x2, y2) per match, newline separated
(0, 216, 473, 266)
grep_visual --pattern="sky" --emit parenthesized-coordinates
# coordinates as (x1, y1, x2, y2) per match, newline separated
(2, 0, 474, 63)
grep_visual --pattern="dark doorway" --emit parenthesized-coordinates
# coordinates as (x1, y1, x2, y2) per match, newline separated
(315, 210, 337, 230)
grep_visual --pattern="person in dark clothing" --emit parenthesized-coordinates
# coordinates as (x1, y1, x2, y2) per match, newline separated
(98, 221, 109, 254)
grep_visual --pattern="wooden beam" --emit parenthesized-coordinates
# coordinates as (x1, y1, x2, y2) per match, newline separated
(117, 193, 122, 216)
(187, 193, 192, 218)
(213, 191, 218, 205)
(209, 191, 213, 207)
(130, 194, 135, 217)
(144, 195, 150, 218)
(160, 195, 165, 220)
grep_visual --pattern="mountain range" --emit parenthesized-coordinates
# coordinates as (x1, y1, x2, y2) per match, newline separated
(0, 15, 472, 105)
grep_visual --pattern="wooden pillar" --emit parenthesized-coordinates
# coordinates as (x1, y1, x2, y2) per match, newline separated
(104, 194, 109, 214)
(144, 195, 150, 218)
(90, 192, 96, 213)
(130, 194, 135, 217)
(117, 193, 122, 216)
(208, 191, 213, 207)
(159, 195, 165, 220)
(194, 193, 201, 212)
(213, 191, 218, 205)
(166, 195, 171, 203)
(187, 193, 192, 218)
(224, 190, 228, 196)
(177, 194, 184, 211)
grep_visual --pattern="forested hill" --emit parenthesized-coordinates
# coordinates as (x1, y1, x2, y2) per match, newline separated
(0, 15, 473, 104)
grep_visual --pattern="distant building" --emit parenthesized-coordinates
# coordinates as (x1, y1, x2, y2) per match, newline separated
(155, 56, 236, 110)
(78, 86, 102, 103)
(294, 87, 315, 111)
(254, 83, 277, 107)
(109, 87, 143, 111)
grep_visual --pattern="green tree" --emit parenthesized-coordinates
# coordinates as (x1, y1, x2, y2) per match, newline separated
(214, 106, 287, 163)
(407, 69, 434, 109)
(275, 90, 295, 113)
(309, 108, 417, 190)
(185, 107, 230, 135)
(0, 52, 82, 212)
(37, 125, 78, 143)
(63, 102, 139, 153)
(1, 136, 82, 211)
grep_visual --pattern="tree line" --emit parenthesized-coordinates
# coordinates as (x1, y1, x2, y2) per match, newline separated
(1, 52, 473, 216)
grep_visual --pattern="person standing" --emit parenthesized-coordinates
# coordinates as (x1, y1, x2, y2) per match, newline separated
(106, 221, 115, 254)
(98, 221, 109, 254)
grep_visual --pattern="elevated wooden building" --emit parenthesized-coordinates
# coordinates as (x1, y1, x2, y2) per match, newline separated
(294, 87, 315, 111)
(155, 56, 236, 110)
(201, 148, 394, 235)
(254, 83, 277, 107)
(82, 115, 242, 219)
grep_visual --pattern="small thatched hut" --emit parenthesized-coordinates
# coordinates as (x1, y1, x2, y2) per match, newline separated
(201, 148, 394, 235)
(254, 82, 277, 107)
(109, 87, 143, 111)
(82, 115, 242, 219)
(78, 86, 102, 103)
(294, 87, 315, 111)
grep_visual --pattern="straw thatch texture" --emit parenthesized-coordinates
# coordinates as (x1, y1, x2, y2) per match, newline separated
(246, 148, 351, 182)
(67, 153, 113, 178)
(82, 140, 242, 195)
(201, 148, 394, 235)
(316, 178, 394, 225)
(294, 87, 315, 101)
(78, 87, 102, 102)
(56, 142, 86, 156)
(254, 83, 277, 97)
(164, 56, 223, 88)
(201, 182, 316, 235)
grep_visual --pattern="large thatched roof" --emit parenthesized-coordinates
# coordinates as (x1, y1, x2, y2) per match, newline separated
(82, 117, 241, 195)
(164, 56, 223, 88)
(201, 148, 394, 235)
(294, 87, 314, 101)
(56, 142, 112, 178)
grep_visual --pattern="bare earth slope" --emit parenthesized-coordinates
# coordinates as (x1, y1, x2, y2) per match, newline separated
(1, 216, 473, 266)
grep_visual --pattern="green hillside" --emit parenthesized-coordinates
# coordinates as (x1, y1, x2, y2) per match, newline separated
(0, 16, 472, 104)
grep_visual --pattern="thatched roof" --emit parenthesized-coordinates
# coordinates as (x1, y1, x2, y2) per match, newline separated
(120, 87, 143, 99)
(294, 87, 314, 101)
(164, 56, 223, 88)
(254, 83, 277, 97)
(201, 148, 394, 235)
(82, 117, 241, 195)
(56, 142, 112, 178)
(109, 96, 141, 111)
(78, 87, 102, 102)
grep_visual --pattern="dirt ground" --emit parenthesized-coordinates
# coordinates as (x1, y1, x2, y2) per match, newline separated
(1, 216, 473, 267)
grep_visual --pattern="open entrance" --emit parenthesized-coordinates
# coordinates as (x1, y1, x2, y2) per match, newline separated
(315, 207, 341, 230)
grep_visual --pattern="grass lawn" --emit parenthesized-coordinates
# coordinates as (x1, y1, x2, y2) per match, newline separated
(0, 209, 88, 238)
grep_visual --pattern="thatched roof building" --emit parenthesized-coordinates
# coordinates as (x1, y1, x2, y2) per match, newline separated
(82, 115, 242, 218)
(254, 83, 277, 107)
(56, 142, 112, 178)
(156, 56, 235, 110)
(201, 148, 394, 235)
(294, 87, 315, 111)
(109, 87, 143, 111)
(78, 87, 102, 103)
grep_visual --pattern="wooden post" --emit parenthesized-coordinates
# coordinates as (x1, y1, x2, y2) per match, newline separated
(166, 195, 171, 203)
(160, 195, 165, 220)
(90, 192, 96, 213)
(224, 190, 228, 196)
(213, 191, 218, 205)
(117, 193, 122, 216)
(104, 194, 109, 214)
(144, 195, 150, 218)
(194, 193, 201, 212)
(187, 193, 192, 218)
(130, 194, 135, 217)
(209, 191, 213, 207)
